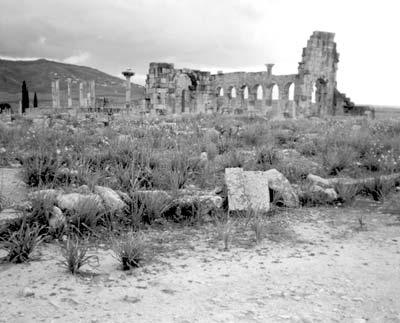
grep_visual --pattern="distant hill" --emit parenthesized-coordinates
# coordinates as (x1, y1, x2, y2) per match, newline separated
(0, 59, 145, 106)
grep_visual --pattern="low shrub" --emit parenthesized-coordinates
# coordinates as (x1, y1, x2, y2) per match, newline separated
(110, 231, 145, 270)
(334, 183, 361, 205)
(0, 221, 44, 263)
(133, 192, 172, 225)
(255, 145, 279, 170)
(298, 184, 333, 207)
(66, 199, 105, 236)
(22, 153, 59, 187)
(362, 177, 396, 202)
(59, 236, 99, 274)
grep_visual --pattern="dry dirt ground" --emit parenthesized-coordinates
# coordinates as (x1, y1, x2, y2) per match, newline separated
(1, 169, 400, 323)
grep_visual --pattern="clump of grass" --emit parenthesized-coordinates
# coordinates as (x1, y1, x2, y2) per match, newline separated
(120, 192, 145, 229)
(21, 152, 59, 187)
(363, 177, 396, 202)
(0, 221, 44, 263)
(66, 198, 104, 236)
(29, 193, 57, 226)
(244, 208, 266, 244)
(110, 231, 145, 270)
(59, 236, 99, 274)
(255, 145, 278, 170)
(322, 145, 357, 176)
(334, 182, 360, 205)
(134, 192, 172, 225)
(251, 214, 264, 244)
(216, 217, 234, 251)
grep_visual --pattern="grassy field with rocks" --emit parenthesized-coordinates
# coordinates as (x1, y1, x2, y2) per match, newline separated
(1, 110, 400, 322)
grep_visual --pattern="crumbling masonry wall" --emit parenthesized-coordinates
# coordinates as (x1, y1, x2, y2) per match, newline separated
(145, 31, 353, 117)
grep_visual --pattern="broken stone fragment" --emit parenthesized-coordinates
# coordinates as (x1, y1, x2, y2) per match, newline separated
(307, 174, 331, 188)
(264, 169, 299, 208)
(48, 206, 66, 230)
(307, 172, 400, 190)
(301, 184, 338, 202)
(135, 189, 223, 220)
(94, 186, 127, 212)
(56, 193, 104, 213)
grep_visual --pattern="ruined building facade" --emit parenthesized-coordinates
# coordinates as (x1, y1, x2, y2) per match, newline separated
(145, 31, 355, 117)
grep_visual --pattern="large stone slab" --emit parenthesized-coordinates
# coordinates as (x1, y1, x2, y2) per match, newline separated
(242, 171, 270, 212)
(225, 168, 248, 212)
(225, 168, 270, 213)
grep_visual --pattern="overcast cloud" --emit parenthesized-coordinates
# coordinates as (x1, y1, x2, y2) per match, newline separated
(1, 0, 399, 105)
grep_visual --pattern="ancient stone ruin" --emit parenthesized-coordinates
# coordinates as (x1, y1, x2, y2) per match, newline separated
(145, 31, 358, 117)
(51, 74, 96, 110)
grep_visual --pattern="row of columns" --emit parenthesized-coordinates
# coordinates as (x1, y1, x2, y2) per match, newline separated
(51, 68, 134, 110)
(51, 75, 96, 109)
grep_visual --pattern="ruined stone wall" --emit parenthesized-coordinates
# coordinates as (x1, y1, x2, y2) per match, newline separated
(296, 31, 339, 116)
(145, 31, 349, 118)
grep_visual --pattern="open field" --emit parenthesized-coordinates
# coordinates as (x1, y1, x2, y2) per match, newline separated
(1, 111, 400, 322)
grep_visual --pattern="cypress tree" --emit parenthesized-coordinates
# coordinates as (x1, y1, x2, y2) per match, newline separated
(21, 81, 29, 113)
(33, 92, 38, 108)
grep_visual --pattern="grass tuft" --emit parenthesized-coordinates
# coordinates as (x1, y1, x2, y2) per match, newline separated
(110, 231, 145, 270)
(59, 236, 99, 274)
(0, 221, 44, 263)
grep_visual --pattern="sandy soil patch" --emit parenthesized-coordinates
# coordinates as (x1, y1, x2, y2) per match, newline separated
(1, 202, 400, 323)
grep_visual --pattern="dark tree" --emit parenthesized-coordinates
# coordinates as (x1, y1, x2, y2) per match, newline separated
(33, 92, 38, 108)
(21, 81, 29, 113)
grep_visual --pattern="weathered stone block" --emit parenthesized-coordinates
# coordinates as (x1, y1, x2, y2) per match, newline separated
(225, 168, 270, 213)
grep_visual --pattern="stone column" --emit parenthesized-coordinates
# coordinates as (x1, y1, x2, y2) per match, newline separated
(275, 87, 285, 119)
(79, 82, 84, 108)
(265, 64, 274, 77)
(55, 77, 60, 109)
(122, 69, 134, 109)
(87, 92, 90, 109)
(90, 80, 96, 110)
(51, 80, 56, 108)
(67, 78, 72, 108)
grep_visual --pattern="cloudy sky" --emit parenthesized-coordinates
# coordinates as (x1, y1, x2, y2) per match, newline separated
(1, 0, 399, 105)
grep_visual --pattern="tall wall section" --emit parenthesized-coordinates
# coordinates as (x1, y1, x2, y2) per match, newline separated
(296, 31, 339, 116)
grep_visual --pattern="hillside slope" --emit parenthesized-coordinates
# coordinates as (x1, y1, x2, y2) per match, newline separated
(0, 59, 145, 105)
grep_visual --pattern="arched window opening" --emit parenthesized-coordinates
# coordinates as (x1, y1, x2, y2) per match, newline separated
(231, 87, 237, 98)
(288, 83, 295, 101)
(243, 86, 249, 99)
(311, 83, 316, 103)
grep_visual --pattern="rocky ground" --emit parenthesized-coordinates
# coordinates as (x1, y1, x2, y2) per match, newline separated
(1, 194, 400, 323)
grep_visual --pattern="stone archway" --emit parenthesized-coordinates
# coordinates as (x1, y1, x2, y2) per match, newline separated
(282, 82, 295, 118)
